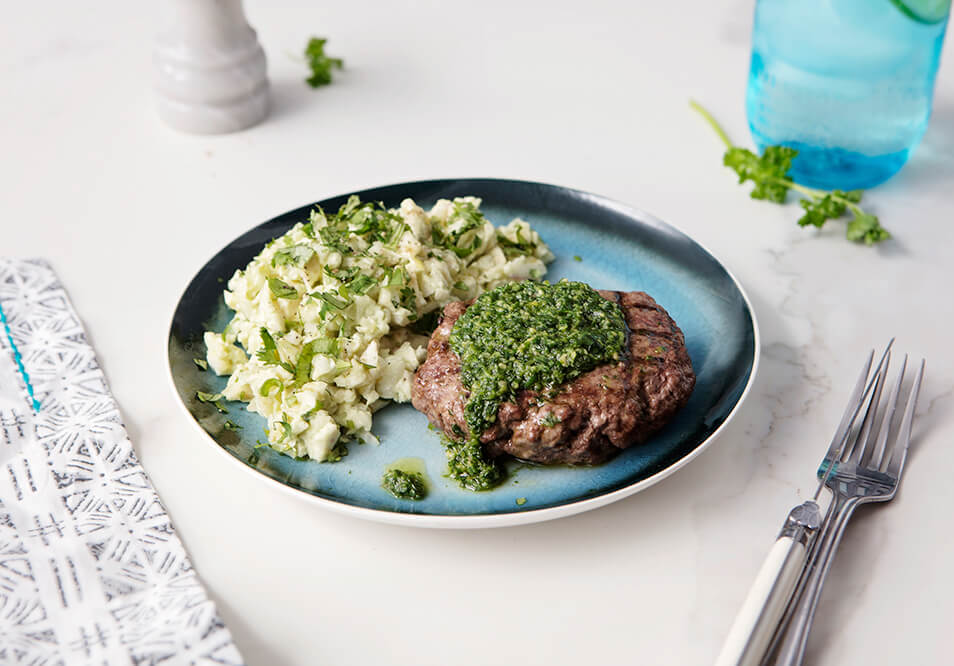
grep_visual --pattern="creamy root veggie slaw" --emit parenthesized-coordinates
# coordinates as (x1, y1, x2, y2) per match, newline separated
(204, 196, 553, 462)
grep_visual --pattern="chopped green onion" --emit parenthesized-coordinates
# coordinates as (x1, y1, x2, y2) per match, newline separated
(259, 378, 282, 397)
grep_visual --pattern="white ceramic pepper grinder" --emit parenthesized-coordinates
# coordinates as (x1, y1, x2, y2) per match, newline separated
(153, 0, 268, 134)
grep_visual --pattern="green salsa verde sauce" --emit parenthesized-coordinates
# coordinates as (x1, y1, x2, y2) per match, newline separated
(381, 468, 428, 500)
(444, 280, 627, 491)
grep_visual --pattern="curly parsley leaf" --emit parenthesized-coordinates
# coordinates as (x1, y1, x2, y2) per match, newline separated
(723, 146, 797, 203)
(797, 193, 847, 228)
(847, 212, 891, 245)
(691, 100, 889, 245)
(796, 189, 868, 228)
(838, 189, 864, 204)
(304, 37, 343, 88)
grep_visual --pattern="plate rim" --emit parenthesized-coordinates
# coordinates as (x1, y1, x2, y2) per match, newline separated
(166, 177, 760, 529)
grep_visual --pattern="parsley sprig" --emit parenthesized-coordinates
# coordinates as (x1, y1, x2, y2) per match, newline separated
(304, 37, 343, 88)
(690, 101, 890, 245)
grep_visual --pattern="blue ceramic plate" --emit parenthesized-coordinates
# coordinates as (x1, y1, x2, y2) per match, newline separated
(167, 179, 758, 527)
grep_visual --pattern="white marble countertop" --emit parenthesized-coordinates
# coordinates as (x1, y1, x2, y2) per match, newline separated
(3, 1, 952, 664)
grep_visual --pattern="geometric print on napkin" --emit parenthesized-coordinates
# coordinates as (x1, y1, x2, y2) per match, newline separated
(0, 258, 243, 665)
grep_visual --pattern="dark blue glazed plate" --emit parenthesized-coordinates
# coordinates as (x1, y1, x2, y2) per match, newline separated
(167, 179, 758, 527)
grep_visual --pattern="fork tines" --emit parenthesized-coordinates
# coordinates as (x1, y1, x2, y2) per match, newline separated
(821, 341, 925, 487)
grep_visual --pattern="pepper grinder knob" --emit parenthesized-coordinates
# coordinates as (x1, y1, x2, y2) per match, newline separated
(153, 0, 268, 134)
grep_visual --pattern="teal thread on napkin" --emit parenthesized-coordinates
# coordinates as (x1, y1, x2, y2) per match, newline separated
(0, 300, 40, 412)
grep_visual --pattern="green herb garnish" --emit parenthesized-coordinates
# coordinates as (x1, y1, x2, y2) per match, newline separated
(193, 358, 208, 371)
(223, 420, 242, 431)
(317, 225, 352, 255)
(310, 290, 350, 310)
(323, 265, 358, 283)
(273, 244, 315, 268)
(304, 37, 343, 88)
(384, 266, 407, 287)
(348, 274, 377, 295)
(397, 285, 417, 313)
(386, 221, 410, 247)
(268, 277, 299, 299)
(690, 100, 890, 245)
(196, 391, 228, 414)
(312, 337, 340, 357)
(295, 340, 318, 385)
(327, 441, 349, 463)
(496, 225, 536, 258)
(274, 417, 293, 444)
(257, 328, 294, 373)
(433, 201, 487, 258)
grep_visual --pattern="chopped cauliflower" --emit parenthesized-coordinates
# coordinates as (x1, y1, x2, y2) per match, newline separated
(205, 196, 553, 460)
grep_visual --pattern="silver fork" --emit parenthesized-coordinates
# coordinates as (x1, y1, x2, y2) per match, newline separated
(764, 346, 926, 666)
(715, 345, 891, 666)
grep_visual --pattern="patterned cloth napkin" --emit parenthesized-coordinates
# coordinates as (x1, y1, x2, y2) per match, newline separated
(0, 258, 242, 665)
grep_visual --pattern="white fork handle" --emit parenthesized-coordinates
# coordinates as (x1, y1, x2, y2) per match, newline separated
(767, 501, 858, 666)
(715, 536, 808, 666)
